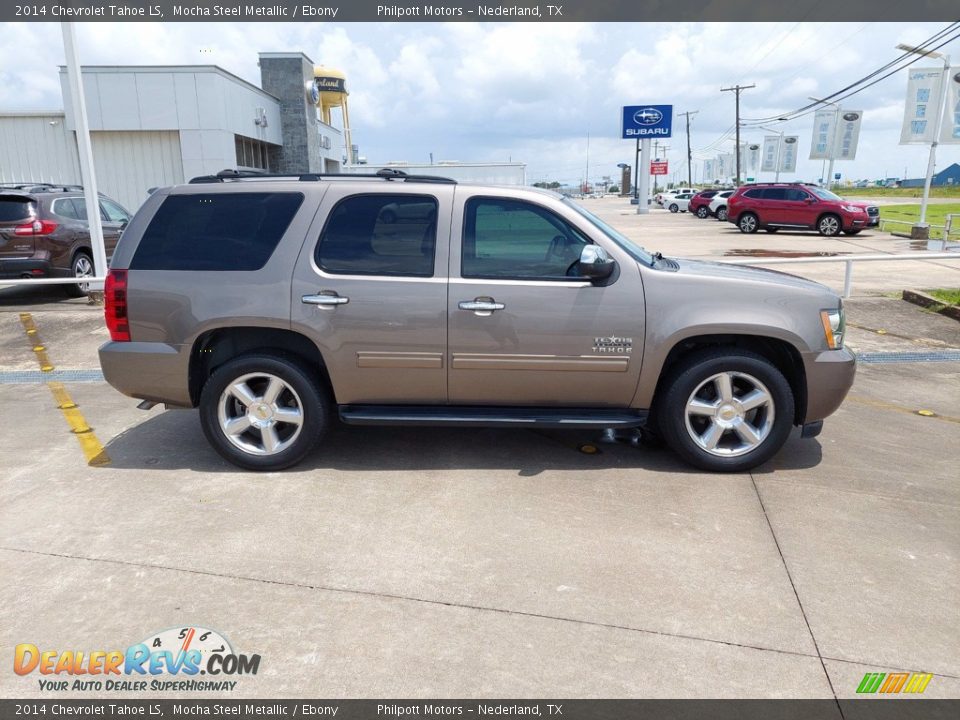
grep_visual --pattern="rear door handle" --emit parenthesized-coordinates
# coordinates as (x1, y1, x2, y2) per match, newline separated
(458, 298, 505, 316)
(302, 292, 349, 306)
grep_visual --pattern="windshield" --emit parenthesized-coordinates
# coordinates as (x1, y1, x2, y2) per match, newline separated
(810, 188, 843, 201)
(562, 197, 654, 265)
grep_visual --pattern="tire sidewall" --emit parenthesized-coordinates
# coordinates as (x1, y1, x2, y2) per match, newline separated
(739, 213, 758, 233)
(199, 354, 328, 471)
(717, 207, 727, 221)
(65, 251, 93, 297)
(658, 351, 795, 472)
(818, 214, 841, 236)
(696, 206, 708, 218)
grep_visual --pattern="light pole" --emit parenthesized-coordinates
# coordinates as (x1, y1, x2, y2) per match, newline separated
(897, 42, 951, 231)
(809, 95, 842, 190)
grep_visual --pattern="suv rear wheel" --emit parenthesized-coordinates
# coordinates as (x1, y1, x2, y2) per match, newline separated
(817, 214, 842, 237)
(65, 251, 93, 297)
(669, 203, 679, 213)
(738, 213, 759, 234)
(199, 353, 329, 471)
(657, 349, 794, 472)
(716, 206, 728, 221)
(696, 206, 709, 218)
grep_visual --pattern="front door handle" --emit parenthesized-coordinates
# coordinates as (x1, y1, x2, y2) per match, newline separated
(458, 298, 505, 316)
(302, 292, 349, 307)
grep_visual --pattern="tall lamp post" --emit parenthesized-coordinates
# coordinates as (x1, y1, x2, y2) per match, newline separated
(897, 42, 951, 231)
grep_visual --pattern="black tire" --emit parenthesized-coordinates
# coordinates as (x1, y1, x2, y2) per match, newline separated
(817, 214, 842, 237)
(669, 203, 679, 213)
(738, 212, 759, 234)
(716, 206, 728, 222)
(64, 251, 93, 297)
(765, 227, 779, 233)
(656, 349, 795, 472)
(696, 206, 709, 219)
(842, 229, 861, 235)
(199, 353, 329, 471)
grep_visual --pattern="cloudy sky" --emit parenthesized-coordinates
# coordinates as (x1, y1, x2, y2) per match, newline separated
(1, 21, 958, 185)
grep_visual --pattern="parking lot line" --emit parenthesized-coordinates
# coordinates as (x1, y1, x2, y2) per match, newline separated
(16, 312, 110, 467)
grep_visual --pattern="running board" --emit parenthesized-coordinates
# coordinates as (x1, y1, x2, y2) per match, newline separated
(338, 405, 648, 429)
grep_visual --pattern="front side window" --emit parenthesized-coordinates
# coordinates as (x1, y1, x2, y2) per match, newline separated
(786, 188, 811, 202)
(762, 188, 788, 200)
(100, 198, 130, 223)
(462, 198, 589, 280)
(316, 194, 437, 277)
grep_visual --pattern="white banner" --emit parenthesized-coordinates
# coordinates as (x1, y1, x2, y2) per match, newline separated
(703, 159, 715, 181)
(834, 110, 862, 160)
(718, 153, 734, 179)
(809, 108, 837, 160)
(941, 67, 960, 144)
(746, 143, 761, 175)
(779, 136, 799, 173)
(901, 67, 944, 144)
(761, 136, 779, 172)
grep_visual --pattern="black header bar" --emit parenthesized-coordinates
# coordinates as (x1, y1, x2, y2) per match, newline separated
(4, 0, 959, 22)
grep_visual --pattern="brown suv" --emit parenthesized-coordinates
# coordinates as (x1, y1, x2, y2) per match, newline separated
(0, 183, 131, 295)
(98, 169, 856, 473)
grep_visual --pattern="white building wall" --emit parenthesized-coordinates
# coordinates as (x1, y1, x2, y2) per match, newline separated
(90, 131, 184, 213)
(0, 114, 80, 185)
(349, 162, 527, 185)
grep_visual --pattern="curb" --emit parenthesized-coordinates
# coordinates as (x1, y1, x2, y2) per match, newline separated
(902, 289, 960, 322)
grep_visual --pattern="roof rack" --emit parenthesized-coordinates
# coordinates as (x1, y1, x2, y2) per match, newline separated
(188, 167, 457, 185)
(0, 182, 84, 192)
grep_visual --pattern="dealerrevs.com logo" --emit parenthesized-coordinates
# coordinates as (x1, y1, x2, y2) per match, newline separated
(14, 626, 260, 692)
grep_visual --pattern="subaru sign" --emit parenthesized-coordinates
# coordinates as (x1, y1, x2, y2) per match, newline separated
(622, 105, 673, 138)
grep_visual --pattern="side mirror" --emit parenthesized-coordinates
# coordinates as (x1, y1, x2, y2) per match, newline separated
(577, 245, 616, 280)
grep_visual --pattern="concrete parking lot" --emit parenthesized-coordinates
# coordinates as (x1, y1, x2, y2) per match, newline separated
(1, 198, 958, 701)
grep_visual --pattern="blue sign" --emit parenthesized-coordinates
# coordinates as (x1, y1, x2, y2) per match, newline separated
(622, 105, 673, 139)
(834, 172, 842, 180)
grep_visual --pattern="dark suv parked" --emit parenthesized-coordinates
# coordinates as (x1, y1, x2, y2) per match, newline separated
(0, 183, 132, 295)
(726, 183, 879, 236)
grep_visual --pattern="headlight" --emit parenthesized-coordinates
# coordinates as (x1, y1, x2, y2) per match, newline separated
(820, 305, 845, 349)
(841, 204, 863, 213)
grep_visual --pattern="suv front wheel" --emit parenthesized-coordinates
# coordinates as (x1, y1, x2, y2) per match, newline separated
(199, 353, 329, 471)
(817, 214, 842, 237)
(657, 349, 795, 472)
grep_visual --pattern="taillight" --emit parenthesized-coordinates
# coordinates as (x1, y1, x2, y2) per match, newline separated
(14, 219, 58, 236)
(104, 269, 130, 342)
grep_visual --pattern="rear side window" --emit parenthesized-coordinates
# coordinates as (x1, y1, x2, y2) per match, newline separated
(0, 197, 35, 222)
(316, 194, 437, 277)
(762, 188, 788, 200)
(52, 198, 79, 219)
(743, 189, 764, 199)
(131, 192, 303, 271)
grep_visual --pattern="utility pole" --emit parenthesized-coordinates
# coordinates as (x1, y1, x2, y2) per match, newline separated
(678, 110, 698, 188)
(720, 84, 754, 186)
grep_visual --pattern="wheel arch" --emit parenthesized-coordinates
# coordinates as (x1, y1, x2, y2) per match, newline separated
(188, 326, 333, 407)
(646, 333, 808, 426)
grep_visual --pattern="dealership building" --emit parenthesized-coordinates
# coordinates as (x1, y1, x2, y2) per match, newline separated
(0, 52, 346, 212)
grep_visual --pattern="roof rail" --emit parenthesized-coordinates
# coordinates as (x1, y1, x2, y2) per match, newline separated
(0, 182, 84, 192)
(187, 168, 456, 185)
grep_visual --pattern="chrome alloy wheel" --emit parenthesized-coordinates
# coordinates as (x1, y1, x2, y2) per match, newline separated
(739, 214, 758, 233)
(683, 371, 775, 458)
(819, 215, 840, 235)
(73, 254, 93, 293)
(217, 372, 305, 456)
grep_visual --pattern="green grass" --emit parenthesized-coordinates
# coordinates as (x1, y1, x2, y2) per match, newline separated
(840, 186, 960, 199)
(878, 203, 960, 239)
(927, 288, 960, 306)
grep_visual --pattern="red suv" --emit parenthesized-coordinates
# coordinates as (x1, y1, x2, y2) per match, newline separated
(689, 190, 721, 218)
(726, 183, 879, 236)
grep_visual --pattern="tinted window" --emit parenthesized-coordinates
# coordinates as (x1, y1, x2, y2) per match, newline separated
(786, 188, 811, 202)
(316, 195, 437, 277)
(52, 198, 79, 219)
(463, 198, 589, 280)
(69, 198, 89, 221)
(100, 198, 130, 222)
(762, 188, 788, 200)
(0, 197, 34, 222)
(743, 189, 764, 199)
(132, 192, 303, 271)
